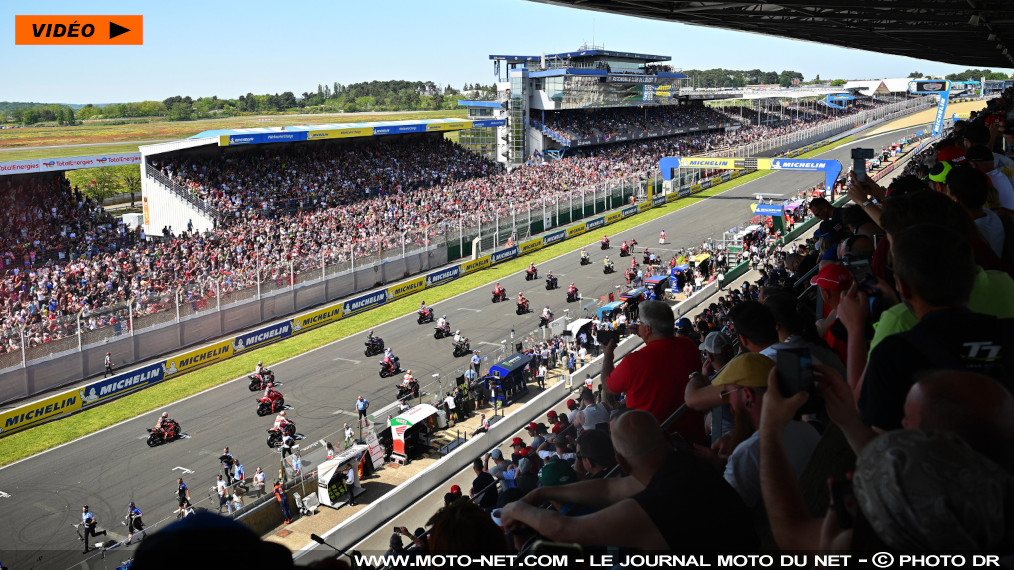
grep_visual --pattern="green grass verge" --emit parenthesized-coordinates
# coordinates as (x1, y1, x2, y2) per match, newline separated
(0, 130, 863, 467)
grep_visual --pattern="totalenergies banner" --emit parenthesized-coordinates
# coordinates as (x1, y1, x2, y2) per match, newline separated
(637, 202, 652, 213)
(387, 276, 426, 301)
(605, 211, 624, 224)
(0, 153, 142, 176)
(566, 225, 586, 238)
(164, 339, 232, 377)
(0, 391, 81, 436)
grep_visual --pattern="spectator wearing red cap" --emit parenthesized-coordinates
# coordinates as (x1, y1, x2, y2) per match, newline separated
(547, 410, 564, 435)
(509, 437, 526, 464)
(811, 263, 853, 334)
(526, 423, 548, 451)
(936, 145, 968, 166)
(565, 399, 580, 424)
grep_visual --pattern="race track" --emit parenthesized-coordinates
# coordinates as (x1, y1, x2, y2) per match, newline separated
(0, 126, 924, 569)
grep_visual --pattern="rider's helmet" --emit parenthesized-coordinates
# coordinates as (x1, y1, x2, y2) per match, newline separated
(279, 411, 286, 417)
(546, 305, 550, 310)
(267, 382, 274, 389)
(162, 412, 168, 418)
(571, 282, 575, 287)
(258, 361, 263, 366)
(455, 330, 460, 334)
(442, 315, 447, 319)
(407, 370, 413, 375)
(129, 502, 135, 508)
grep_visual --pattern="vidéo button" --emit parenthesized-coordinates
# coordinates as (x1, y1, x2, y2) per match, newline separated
(15, 15, 143, 45)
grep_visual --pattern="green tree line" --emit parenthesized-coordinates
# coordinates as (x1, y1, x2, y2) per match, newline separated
(2, 80, 497, 125)
(681, 68, 809, 88)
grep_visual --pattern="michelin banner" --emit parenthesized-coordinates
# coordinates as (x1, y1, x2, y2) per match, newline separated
(234, 321, 293, 353)
(79, 362, 165, 408)
(342, 290, 387, 317)
(425, 266, 460, 286)
(542, 231, 566, 247)
(622, 206, 638, 217)
(585, 217, 605, 231)
(460, 255, 491, 275)
(519, 238, 543, 255)
(387, 277, 426, 301)
(164, 339, 233, 377)
(292, 305, 344, 333)
(0, 390, 81, 435)
(652, 196, 666, 206)
(490, 246, 518, 265)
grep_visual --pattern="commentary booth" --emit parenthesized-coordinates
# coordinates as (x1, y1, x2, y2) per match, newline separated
(487, 352, 531, 407)
(388, 403, 445, 464)
(317, 444, 369, 509)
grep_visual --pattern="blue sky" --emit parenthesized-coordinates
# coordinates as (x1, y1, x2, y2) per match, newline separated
(2, 0, 1009, 103)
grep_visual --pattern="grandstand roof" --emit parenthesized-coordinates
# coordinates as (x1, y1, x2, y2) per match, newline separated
(526, 1, 1014, 69)
(490, 49, 670, 63)
(190, 118, 476, 140)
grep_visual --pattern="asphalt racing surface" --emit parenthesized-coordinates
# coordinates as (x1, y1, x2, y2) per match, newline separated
(0, 127, 923, 569)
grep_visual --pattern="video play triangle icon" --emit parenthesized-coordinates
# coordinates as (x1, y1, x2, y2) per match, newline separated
(109, 21, 130, 39)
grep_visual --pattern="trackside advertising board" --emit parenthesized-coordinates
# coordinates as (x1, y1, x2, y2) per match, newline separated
(164, 339, 233, 377)
(233, 321, 293, 353)
(0, 391, 81, 435)
(387, 277, 426, 301)
(79, 362, 165, 408)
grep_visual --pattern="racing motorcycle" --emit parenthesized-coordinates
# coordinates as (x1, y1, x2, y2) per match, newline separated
(601, 237, 610, 250)
(539, 310, 554, 328)
(417, 307, 434, 324)
(619, 244, 629, 257)
(491, 288, 508, 303)
(452, 337, 471, 357)
(146, 419, 181, 447)
(247, 370, 275, 391)
(566, 289, 580, 303)
(434, 323, 451, 339)
(516, 299, 530, 315)
(267, 422, 297, 448)
(603, 261, 615, 274)
(256, 393, 285, 416)
(396, 379, 420, 400)
(379, 356, 402, 378)
(545, 275, 558, 290)
(525, 267, 538, 281)
(364, 335, 385, 357)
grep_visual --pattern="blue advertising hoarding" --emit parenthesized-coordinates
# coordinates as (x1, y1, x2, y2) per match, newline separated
(342, 290, 387, 317)
(233, 321, 292, 353)
(79, 361, 165, 408)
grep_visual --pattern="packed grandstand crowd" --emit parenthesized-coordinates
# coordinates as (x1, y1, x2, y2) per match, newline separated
(0, 97, 904, 354)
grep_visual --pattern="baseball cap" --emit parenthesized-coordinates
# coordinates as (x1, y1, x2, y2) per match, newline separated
(450, 485, 461, 495)
(965, 145, 995, 163)
(566, 399, 577, 410)
(677, 317, 693, 331)
(699, 331, 730, 354)
(547, 410, 558, 420)
(810, 264, 853, 291)
(517, 457, 533, 474)
(490, 449, 503, 460)
(928, 161, 953, 183)
(813, 220, 837, 240)
(711, 353, 776, 388)
(936, 145, 967, 165)
(519, 447, 530, 457)
(538, 457, 578, 487)
(511, 437, 525, 447)
(527, 422, 538, 432)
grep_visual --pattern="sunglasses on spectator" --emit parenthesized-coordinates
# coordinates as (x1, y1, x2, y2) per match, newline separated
(720, 385, 745, 402)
